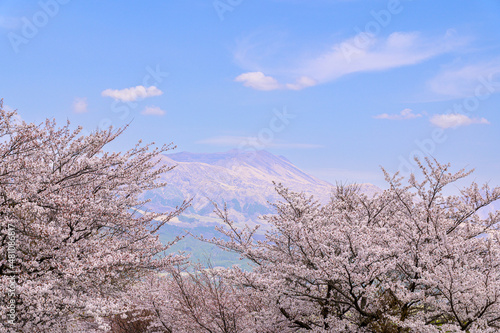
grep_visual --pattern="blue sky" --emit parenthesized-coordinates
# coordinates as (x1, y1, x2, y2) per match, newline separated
(1, 0, 500, 188)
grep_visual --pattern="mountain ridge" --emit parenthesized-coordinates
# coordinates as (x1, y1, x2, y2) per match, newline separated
(143, 149, 380, 230)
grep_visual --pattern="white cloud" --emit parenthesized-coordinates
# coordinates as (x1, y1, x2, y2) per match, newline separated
(141, 105, 165, 116)
(374, 108, 422, 120)
(285, 76, 317, 90)
(196, 135, 322, 149)
(429, 113, 490, 129)
(300, 31, 460, 83)
(234, 31, 463, 91)
(427, 59, 500, 99)
(234, 72, 317, 91)
(101, 85, 163, 102)
(72, 97, 88, 113)
(234, 72, 282, 91)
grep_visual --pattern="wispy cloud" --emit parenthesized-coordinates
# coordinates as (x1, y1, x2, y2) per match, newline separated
(285, 77, 317, 90)
(141, 105, 166, 116)
(298, 31, 450, 83)
(427, 59, 500, 99)
(72, 97, 88, 113)
(234, 30, 463, 91)
(234, 72, 317, 91)
(430, 113, 489, 129)
(101, 85, 163, 102)
(197, 135, 322, 149)
(374, 108, 422, 120)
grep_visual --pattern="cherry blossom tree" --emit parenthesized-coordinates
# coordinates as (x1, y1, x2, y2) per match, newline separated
(125, 263, 272, 333)
(209, 159, 500, 332)
(4, 100, 500, 333)
(0, 102, 189, 332)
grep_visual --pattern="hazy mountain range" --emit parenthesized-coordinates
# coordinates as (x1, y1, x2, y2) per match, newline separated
(140, 149, 498, 267)
(143, 149, 380, 231)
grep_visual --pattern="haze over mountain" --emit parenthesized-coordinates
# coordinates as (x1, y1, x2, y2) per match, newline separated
(143, 149, 380, 230)
(140, 149, 498, 267)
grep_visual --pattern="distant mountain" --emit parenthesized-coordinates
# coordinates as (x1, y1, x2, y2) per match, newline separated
(143, 150, 499, 267)
(142, 149, 380, 231)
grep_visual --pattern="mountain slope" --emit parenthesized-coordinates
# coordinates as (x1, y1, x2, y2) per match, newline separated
(140, 151, 499, 267)
(143, 149, 380, 230)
